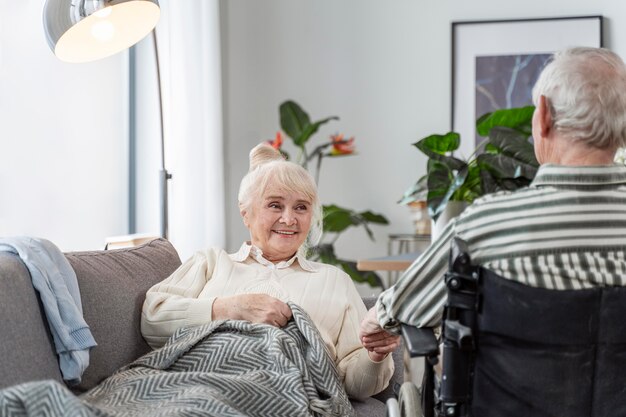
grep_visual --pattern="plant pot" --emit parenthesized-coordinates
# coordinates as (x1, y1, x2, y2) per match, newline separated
(431, 201, 467, 240)
(407, 201, 431, 235)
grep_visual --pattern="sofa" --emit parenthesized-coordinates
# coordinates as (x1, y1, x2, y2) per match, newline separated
(0, 238, 402, 416)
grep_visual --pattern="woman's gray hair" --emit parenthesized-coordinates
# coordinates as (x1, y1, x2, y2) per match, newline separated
(532, 47, 626, 150)
(238, 143, 323, 257)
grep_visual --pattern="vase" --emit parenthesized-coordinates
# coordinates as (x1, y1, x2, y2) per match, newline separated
(431, 200, 467, 240)
(407, 201, 431, 236)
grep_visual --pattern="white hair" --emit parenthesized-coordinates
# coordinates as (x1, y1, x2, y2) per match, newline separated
(238, 143, 323, 256)
(532, 47, 626, 150)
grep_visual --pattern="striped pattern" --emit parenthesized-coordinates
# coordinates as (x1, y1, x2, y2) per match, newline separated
(378, 164, 626, 329)
(0, 303, 355, 417)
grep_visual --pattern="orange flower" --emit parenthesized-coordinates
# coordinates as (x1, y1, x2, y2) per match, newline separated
(330, 134, 355, 155)
(266, 131, 283, 149)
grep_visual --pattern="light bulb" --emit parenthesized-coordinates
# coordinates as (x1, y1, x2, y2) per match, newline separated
(91, 20, 115, 42)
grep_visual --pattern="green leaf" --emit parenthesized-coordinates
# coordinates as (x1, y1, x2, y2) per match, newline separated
(476, 106, 535, 137)
(359, 211, 389, 225)
(487, 127, 539, 166)
(477, 153, 538, 180)
(398, 176, 428, 205)
(415, 133, 466, 171)
(356, 211, 388, 241)
(479, 168, 499, 195)
(484, 143, 500, 154)
(322, 204, 389, 241)
(432, 164, 470, 219)
(337, 260, 383, 288)
(425, 159, 454, 220)
(279, 100, 339, 147)
(456, 162, 482, 202)
(280, 101, 310, 142)
(322, 205, 355, 234)
(296, 116, 339, 147)
(475, 112, 492, 129)
(415, 132, 461, 154)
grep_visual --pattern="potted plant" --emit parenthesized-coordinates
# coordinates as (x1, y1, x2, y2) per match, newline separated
(399, 106, 539, 232)
(266, 100, 389, 288)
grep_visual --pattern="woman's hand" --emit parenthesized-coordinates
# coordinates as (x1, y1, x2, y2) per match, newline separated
(359, 307, 401, 362)
(213, 293, 292, 327)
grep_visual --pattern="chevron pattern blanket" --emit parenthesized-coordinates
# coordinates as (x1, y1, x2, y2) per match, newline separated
(0, 303, 355, 417)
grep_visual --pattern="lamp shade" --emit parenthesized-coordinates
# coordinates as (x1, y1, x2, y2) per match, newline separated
(43, 0, 160, 63)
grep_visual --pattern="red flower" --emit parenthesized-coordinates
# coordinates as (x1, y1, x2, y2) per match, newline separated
(330, 134, 355, 155)
(266, 132, 283, 149)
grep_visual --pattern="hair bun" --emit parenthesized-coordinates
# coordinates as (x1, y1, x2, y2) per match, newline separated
(249, 143, 284, 172)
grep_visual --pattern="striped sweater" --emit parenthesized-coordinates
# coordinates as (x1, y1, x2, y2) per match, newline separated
(377, 164, 626, 331)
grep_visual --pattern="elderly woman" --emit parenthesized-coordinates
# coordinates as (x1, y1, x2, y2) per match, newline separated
(141, 143, 399, 400)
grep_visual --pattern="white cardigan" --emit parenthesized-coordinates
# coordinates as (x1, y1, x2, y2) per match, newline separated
(141, 243, 394, 399)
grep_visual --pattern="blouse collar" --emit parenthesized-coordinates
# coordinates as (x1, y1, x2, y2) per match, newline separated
(231, 241, 319, 272)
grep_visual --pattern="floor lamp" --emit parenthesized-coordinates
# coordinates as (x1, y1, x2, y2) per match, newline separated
(43, 0, 171, 240)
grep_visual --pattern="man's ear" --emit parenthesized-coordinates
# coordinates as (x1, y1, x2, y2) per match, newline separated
(537, 95, 553, 138)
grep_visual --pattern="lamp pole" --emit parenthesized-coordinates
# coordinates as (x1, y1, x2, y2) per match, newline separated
(152, 30, 171, 240)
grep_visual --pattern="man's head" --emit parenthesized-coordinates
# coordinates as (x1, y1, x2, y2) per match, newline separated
(531, 47, 626, 164)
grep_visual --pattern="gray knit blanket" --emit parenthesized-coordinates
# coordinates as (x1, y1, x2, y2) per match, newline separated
(0, 303, 355, 417)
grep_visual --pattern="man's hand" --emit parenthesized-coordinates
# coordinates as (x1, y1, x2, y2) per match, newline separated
(359, 306, 401, 362)
(213, 294, 292, 327)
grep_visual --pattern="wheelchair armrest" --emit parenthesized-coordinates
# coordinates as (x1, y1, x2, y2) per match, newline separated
(401, 324, 438, 357)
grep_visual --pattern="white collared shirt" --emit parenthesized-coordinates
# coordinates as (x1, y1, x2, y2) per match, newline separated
(230, 241, 319, 272)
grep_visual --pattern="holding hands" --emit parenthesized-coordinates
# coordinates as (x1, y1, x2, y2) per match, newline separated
(213, 293, 292, 327)
(359, 307, 401, 362)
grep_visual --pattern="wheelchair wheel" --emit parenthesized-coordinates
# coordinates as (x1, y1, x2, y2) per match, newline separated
(386, 398, 400, 417)
(398, 381, 422, 417)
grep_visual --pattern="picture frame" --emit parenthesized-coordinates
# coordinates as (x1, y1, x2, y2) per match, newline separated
(451, 16, 603, 157)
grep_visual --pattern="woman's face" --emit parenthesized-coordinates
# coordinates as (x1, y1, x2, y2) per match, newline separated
(242, 184, 313, 263)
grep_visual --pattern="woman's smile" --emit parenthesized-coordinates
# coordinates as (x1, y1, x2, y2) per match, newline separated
(272, 229, 298, 236)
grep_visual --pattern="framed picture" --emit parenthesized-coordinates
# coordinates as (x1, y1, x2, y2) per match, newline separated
(451, 16, 603, 157)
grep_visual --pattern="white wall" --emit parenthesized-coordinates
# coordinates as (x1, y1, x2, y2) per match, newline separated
(0, 1, 129, 251)
(221, 0, 626, 263)
(5, 1, 626, 258)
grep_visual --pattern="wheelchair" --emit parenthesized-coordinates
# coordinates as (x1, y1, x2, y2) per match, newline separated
(387, 238, 626, 417)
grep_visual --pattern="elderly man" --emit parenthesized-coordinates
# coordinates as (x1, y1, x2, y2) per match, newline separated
(360, 46, 626, 348)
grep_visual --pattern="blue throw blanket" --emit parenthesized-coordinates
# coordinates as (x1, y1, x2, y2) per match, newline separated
(0, 237, 97, 385)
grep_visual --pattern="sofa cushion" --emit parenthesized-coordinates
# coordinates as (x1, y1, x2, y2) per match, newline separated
(66, 238, 181, 392)
(0, 252, 64, 389)
(351, 396, 387, 417)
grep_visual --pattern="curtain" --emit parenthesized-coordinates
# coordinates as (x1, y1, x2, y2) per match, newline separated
(134, 0, 225, 261)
